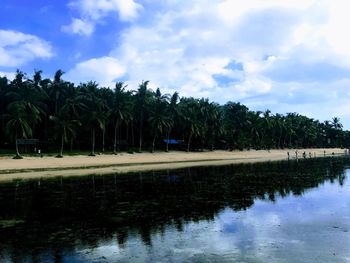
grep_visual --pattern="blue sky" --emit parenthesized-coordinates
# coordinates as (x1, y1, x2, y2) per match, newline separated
(2, 0, 350, 129)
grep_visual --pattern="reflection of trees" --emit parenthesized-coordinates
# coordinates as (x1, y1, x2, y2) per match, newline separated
(0, 157, 348, 261)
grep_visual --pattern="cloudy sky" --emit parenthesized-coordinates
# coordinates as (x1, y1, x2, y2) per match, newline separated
(1, 0, 350, 128)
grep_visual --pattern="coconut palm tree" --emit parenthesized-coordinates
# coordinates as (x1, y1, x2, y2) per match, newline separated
(80, 81, 105, 156)
(330, 117, 343, 147)
(0, 76, 9, 145)
(165, 91, 179, 152)
(179, 98, 202, 152)
(59, 84, 86, 150)
(112, 82, 132, 153)
(331, 117, 343, 130)
(51, 70, 65, 115)
(149, 88, 171, 152)
(222, 102, 250, 150)
(98, 87, 113, 152)
(50, 109, 81, 157)
(5, 102, 35, 159)
(135, 80, 149, 152)
(7, 72, 47, 142)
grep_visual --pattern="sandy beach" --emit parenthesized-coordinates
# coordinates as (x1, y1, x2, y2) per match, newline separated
(0, 148, 345, 182)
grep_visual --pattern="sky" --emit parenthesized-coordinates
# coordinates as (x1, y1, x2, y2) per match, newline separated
(1, 0, 350, 128)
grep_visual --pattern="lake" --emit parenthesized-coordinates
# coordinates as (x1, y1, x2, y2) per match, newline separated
(0, 157, 350, 262)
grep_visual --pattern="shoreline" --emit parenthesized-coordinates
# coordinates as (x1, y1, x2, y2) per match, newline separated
(0, 148, 345, 182)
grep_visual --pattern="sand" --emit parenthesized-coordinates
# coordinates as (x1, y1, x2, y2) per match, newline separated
(0, 148, 345, 182)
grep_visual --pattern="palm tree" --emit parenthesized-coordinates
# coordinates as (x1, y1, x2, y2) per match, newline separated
(5, 102, 35, 159)
(7, 72, 47, 142)
(50, 109, 81, 158)
(33, 70, 43, 88)
(80, 81, 105, 156)
(197, 98, 221, 151)
(0, 76, 9, 144)
(51, 70, 65, 115)
(330, 117, 343, 147)
(10, 70, 25, 92)
(112, 82, 132, 153)
(98, 87, 113, 152)
(60, 84, 85, 151)
(331, 117, 343, 130)
(136, 81, 149, 152)
(285, 113, 298, 148)
(179, 98, 201, 152)
(165, 92, 179, 152)
(222, 102, 250, 150)
(247, 111, 262, 149)
(261, 109, 272, 149)
(149, 88, 171, 152)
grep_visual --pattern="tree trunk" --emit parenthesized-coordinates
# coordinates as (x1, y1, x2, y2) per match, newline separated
(139, 112, 143, 153)
(15, 133, 20, 157)
(117, 122, 121, 153)
(90, 128, 95, 156)
(187, 132, 193, 152)
(131, 120, 135, 147)
(59, 134, 64, 157)
(0, 103, 4, 144)
(278, 129, 282, 148)
(113, 120, 118, 154)
(283, 134, 288, 148)
(166, 129, 171, 152)
(55, 91, 60, 115)
(126, 121, 129, 141)
(139, 135, 142, 153)
(102, 128, 105, 152)
(139, 125, 142, 153)
(152, 132, 156, 153)
(70, 138, 73, 152)
(289, 134, 292, 147)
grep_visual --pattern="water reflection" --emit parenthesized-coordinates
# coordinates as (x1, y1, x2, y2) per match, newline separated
(0, 157, 349, 262)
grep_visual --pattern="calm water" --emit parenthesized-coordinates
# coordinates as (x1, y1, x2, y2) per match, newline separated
(1, 157, 350, 262)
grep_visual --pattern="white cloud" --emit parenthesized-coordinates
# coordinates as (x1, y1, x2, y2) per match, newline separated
(0, 30, 53, 67)
(65, 56, 126, 87)
(66, 0, 350, 128)
(61, 18, 94, 36)
(69, 0, 142, 21)
(100, 0, 304, 99)
(63, 0, 142, 36)
(0, 71, 15, 81)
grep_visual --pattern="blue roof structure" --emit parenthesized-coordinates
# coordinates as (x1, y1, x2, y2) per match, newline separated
(163, 139, 180, 145)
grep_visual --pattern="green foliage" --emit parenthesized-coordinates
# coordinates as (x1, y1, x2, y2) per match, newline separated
(0, 69, 348, 157)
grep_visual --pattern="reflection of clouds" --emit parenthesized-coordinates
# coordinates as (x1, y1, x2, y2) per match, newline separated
(78, 243, 122, 261)
(225, 179, 350, 262)
(75, 177, 350, 262)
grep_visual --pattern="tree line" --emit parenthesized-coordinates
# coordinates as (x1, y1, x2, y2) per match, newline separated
(0, 69, 349, 158)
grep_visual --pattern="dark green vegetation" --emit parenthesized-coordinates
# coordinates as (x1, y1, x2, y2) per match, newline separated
(0, 70, 349, 157)
(0, 157, 348, 262)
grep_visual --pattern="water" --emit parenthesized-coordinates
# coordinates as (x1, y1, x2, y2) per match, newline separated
(0, 157, 350, 262)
